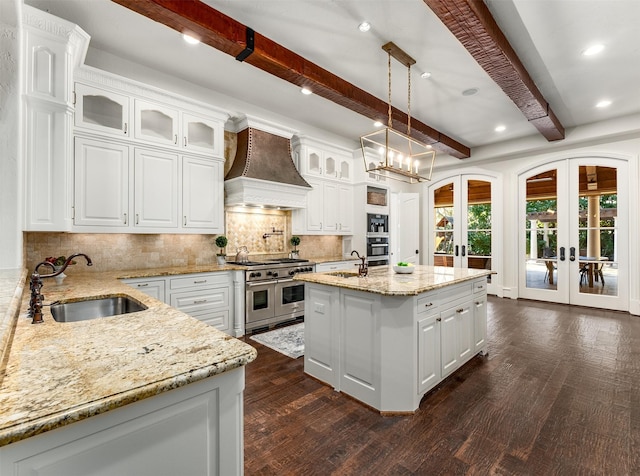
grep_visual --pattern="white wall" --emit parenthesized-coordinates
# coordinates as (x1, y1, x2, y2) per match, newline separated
(0, 0, 23, 269)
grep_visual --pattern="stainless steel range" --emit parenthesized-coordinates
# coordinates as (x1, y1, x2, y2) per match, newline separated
(227, 258, 316, 332)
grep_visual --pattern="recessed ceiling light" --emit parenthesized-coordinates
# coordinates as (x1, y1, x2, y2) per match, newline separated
(358, 21, 371, 32)
(596, 99, 612, 108)
(462, 87, 479, 96)
(495, 125, 506, 132)
(182, 33, 200, 45)
(582, 44, 605, 56)
(421, 72, 432, 79)
(301, 88, 312, 95)
(373, 121, 383, 127)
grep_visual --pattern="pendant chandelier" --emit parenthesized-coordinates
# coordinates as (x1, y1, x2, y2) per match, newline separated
(360, 42, 435, 184)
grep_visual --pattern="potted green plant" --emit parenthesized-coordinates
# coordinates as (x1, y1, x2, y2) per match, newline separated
(290, 236, 301, 259)
(215, 235, 228, 265)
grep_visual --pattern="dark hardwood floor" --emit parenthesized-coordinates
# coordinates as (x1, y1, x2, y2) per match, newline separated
(243, 297, 640, 475)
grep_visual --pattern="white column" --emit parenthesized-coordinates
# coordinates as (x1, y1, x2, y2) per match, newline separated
(543, 223, 549, 246)
(529, 219, 538, 260)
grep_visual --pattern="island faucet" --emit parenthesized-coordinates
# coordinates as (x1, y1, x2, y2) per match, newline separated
(351, 250, 368, 277)
(28, 253, 93, 324)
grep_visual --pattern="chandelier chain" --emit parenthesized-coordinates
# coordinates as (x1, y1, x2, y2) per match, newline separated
(387, 52, 393, 129)
(407, 63, 411, 136)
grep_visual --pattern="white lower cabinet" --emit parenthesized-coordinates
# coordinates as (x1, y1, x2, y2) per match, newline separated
(304, 278, 488, 412)
(122, 272, 233, 333)
(121, 277, 166, 302)
(314, 260, 358, 273)
(0, 368, 245, 476)
(418, 312, 441, 394)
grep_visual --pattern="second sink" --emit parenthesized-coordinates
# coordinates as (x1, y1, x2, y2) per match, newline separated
(51, 296, 147, 323)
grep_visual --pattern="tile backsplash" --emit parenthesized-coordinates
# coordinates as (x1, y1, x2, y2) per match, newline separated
(25, 210, 343, 272)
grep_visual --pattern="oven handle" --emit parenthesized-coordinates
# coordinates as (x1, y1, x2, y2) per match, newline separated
(246, 281, 271, 288)
(369, 244, 388, 247)
(276, 278, 295, 284)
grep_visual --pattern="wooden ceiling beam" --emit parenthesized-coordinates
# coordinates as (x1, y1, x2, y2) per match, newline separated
(111, 0, 471, 159)
(423, 0, 565, 142)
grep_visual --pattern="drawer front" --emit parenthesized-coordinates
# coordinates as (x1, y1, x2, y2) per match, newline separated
(473, 279, 487, 294)
(170, 287, 229, 312)
(169, 273, 230, 291)
(439, 282, 473, 306)
(190, 308, 230, 331)
(417, 295, 439, 315)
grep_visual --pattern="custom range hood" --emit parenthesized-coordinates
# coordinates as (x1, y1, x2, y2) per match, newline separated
(224, 116, 311, 209)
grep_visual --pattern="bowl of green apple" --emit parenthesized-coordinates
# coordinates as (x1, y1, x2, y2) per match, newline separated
(393, 262, 415, 274)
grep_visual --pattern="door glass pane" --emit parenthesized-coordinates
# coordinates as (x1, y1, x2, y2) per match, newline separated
(578, 166, 617, 296)
(525, 170, 558, 289)
(282, 284, 304, 305)
(253, 289, 269, 310)
(83, 95, 123, 130)
(434, 182, 454, 267)
(467, 180, 491, 280)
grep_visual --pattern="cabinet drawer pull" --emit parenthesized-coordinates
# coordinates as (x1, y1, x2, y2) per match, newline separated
(436, 317, 441, 322)
(193, 280, 207, 284)
(183, 216, 187, 226)
(424, 302, 433, 308)
(137, 283, 149, 287)
(183, 137, 187, 147)
(193, 299, 208, 304)
(124, 122, 128, 134)
(476, 285, 484, 289)
(135, 213, 139, 225)
(174, 134, 178, 145)
(123, 212, 127, 225)
(456, 308, 464, 313)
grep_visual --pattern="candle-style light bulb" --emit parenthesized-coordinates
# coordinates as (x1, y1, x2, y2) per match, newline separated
(415, 160, 420, 174)
(407, 157, 411, 171)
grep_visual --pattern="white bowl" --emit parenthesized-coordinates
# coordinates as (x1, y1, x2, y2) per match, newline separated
(393, 264, 415, 274)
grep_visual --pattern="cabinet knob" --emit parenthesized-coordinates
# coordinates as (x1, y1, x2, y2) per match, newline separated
(436, 317, 441, 322)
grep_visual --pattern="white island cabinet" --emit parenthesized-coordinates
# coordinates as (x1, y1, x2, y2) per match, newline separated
(296, 265, 491, 414)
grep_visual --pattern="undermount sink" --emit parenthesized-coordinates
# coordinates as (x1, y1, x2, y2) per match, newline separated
(326, 271, 360, 278)
(50, 296, 148, 323)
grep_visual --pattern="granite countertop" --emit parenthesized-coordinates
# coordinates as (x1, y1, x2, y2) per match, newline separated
(0, 266, 257, 447)
(295, 265, 492, 296)
(312, 256, 359, 264)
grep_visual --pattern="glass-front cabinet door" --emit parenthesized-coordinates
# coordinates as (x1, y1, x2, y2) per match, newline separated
(74, 83, 130, 137)
(519, 159, 628, 311)
(133, 99, 179, 147)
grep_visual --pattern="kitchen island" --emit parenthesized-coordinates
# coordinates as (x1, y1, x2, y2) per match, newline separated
(294, 265, 492, 414)
(0, 269, 256, 475)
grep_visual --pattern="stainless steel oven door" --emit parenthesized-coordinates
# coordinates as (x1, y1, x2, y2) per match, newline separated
(367, 256, 389, 267)
(246, 281, 275, 327)
(274, 279, 305, 320)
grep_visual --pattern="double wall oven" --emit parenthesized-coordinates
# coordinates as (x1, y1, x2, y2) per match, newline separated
(366, 213, 389, 266)
(228, 258, 316, 332)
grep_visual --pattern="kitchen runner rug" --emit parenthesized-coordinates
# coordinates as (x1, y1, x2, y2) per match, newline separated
(250, 322, 304, 359)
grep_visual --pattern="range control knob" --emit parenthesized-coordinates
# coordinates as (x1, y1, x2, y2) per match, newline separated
(249, 271, 262, 278)
(272, 271, 279, 278)
(289, 270, 296, 276)
(305, 267, 313, 272)
(255, 272, 262, 277)
(266, 271, 273, 276)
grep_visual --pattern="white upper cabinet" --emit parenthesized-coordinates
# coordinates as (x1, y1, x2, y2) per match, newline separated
(182, 156, 224, 232)
(291, 178, 353, 235)
(133, 148, 179, 229)
(293, 136, 353, 182)
(74, 137, 130, 228)
(181, 112, 223, 157)
(22, 6, 90, 232)
(74, 83, 130, 137)
(133, 99, 179, 147)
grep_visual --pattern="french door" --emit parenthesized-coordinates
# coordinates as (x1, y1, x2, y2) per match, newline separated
(428, 173, 499, 295)
(518, 158, 628, 311)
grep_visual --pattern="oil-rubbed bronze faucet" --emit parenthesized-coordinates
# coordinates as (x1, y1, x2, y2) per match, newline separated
(350, 250, 368, 277)
(28, 253, 93, 324)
